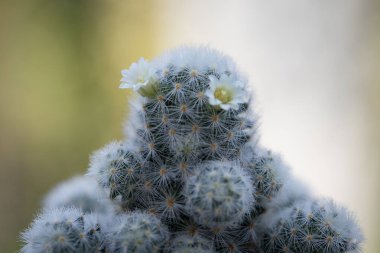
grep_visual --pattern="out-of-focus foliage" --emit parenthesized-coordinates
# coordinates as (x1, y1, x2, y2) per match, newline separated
(0, 0, 154, 252)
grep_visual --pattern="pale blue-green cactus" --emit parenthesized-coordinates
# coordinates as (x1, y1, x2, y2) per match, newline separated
(21, 46, 363, 253)
(257, 199, 363, 253)
(21, 208, 108, 253)
(108, 212, 169, 253)
(184, 161, 254, 227)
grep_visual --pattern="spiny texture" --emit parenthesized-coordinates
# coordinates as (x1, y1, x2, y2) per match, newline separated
(108, 212, 169, 253)
(169, 234, 215, 253)
(21, 208, 107, 253)
(21, 46, 363, 253)
(43, 176, 115, 214)
(87, 141, 142, 207)
(185, 162, 254, 227)
(257, 199, 363, 253)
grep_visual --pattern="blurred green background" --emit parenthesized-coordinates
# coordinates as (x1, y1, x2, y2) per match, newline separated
(0, 0, 155, 251)
(0, 0, 379, 252)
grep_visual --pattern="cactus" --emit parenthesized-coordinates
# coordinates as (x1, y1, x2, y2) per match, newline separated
(43, 176, 116, 214)
(257, 199, 363, 253)
(108, 212, 169, 253)
(21, 46, 363, 252)
(184, 161, 254, 228)
(21, 208, 108, 253)
(169, 234, 215, 253)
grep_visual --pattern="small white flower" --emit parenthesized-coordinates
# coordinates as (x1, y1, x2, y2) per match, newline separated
(205, 74, 247, 110)
(119, 58, 157, 91)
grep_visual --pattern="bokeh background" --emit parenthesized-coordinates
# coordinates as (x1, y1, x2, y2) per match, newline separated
(0, 0, 379, 252)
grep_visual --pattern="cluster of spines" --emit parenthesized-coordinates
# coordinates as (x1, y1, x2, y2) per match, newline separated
(184, 161, 254, 227)
(244, 149, 287, 213)
(21, 46, 363, 253)
(169, 234, 215, 253)
(43, 176, 115, 214)
(133, 64, 254, 166)
(87, 141, 143, 209)
(258, 199, 363, 253)
(22, 208, 170, 253)
(108, 212, 169, 253)
(86, 55, 256, 227)
(21, 208, 106, 253)
(114, 50, 257, 233)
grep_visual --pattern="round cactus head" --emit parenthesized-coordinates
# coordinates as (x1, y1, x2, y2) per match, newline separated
(121, 46, 256, 167)
(184, 161, 255, 227)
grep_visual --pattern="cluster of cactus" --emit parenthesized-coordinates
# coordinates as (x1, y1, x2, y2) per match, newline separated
(21, 46, 363, 253)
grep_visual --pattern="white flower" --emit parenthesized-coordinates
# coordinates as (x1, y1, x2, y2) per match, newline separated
(119, 58, 157, 91)
(205, 74, 247, 110)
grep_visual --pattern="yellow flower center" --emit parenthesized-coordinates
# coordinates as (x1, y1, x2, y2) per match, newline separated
(137, 75, 145, 83)
(214, 87, 233, 103)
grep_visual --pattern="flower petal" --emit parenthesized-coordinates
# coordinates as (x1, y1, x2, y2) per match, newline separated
(208, 96, 221, 106)
(119, 83, 133, 89)
(220, 103, 231, 110)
